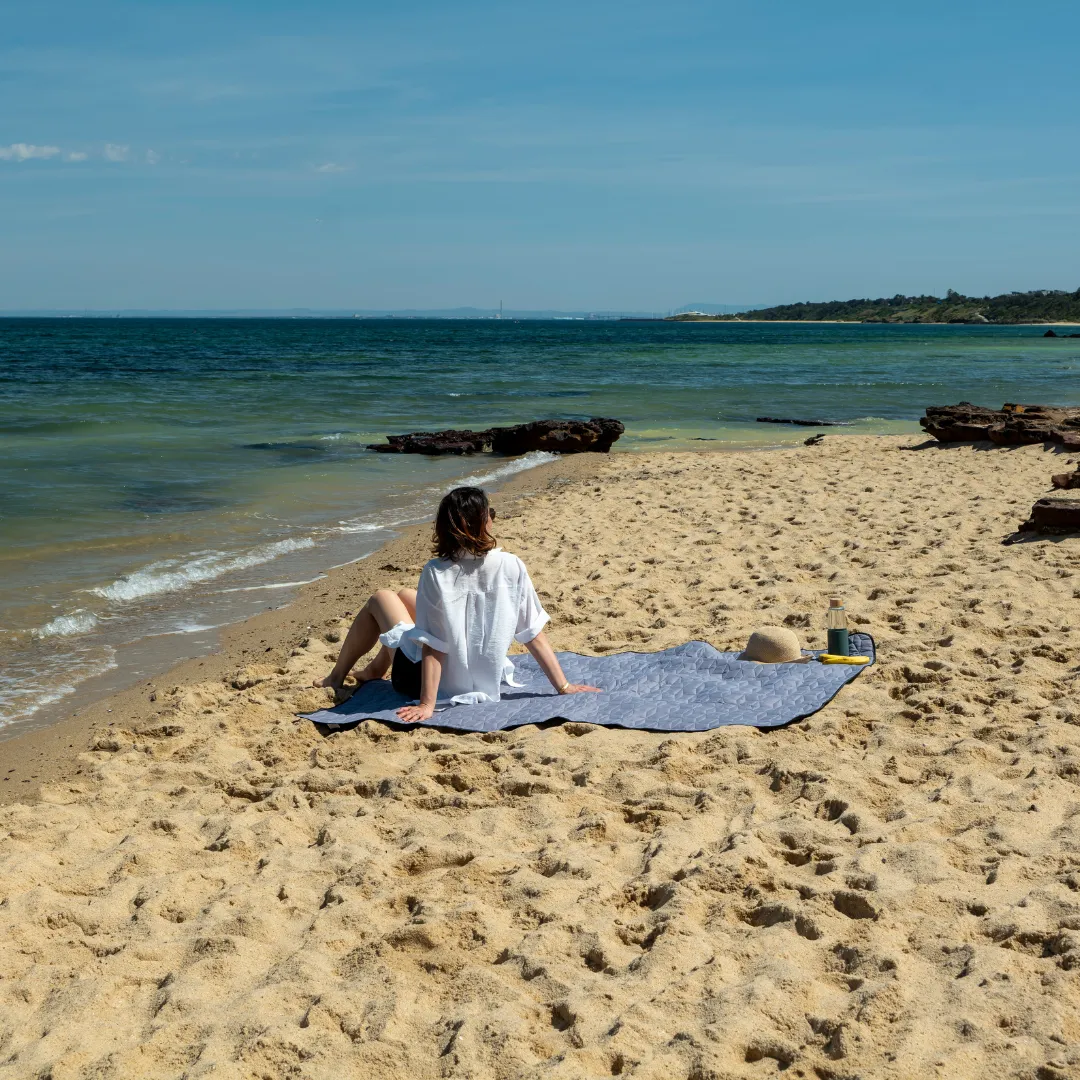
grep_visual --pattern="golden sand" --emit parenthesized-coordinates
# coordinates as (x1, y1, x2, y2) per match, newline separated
(1, 436, 1078, 1079)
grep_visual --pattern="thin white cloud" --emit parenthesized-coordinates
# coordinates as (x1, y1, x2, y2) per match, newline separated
(145, 149, 160, 165)
(65, 151, 89, 162)
(314, 162, 349, 173)
(103, 143, 130, 162)
(0, 143, 61, 161)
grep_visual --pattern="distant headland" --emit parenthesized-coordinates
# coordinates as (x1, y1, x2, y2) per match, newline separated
(667, 288, 1080, 325)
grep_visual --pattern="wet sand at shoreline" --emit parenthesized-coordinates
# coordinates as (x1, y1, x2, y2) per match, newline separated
(1, 436, 1079, 1079)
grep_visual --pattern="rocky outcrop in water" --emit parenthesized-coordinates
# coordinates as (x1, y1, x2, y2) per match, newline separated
(366, 418, 625, 455)
(489, 418, 624, 454)
(756, 416, 845, 427)
(921, 403, 1080, 447)
(366, 429, 492, 455)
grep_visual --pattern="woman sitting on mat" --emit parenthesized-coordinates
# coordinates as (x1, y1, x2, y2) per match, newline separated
(314, 486, 601, 723)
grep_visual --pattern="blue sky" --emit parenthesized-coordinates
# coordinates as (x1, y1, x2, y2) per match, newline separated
(2, 0, 1079, 310)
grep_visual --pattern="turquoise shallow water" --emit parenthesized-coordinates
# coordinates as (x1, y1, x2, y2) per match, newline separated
(2, 317, 1078, 732)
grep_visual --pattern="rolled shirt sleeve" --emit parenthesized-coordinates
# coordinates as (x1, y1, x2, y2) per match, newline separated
(408, 564, 452, 654)
(513, 567, 550, 644)
(378, 620, 415, 652)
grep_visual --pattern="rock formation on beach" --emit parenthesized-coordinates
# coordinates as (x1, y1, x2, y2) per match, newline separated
(1019, 496, 1080, 533)
(921, 402, 1080, 447)
(1052, 464, 1080, 489)
(367, 417, 625, 455)
(922, 403, 1080, 533)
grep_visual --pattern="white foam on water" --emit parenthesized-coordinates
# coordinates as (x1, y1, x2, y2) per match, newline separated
(335, 452, 558, 537)
(0, 648, 118, 729)
(320, 431, 381, 444)
(444, 450, 559, 491)
(90, 536, 317, 604)
(218, 576, 327, 593)
(159, 621, 230, 635)
(335, 519, 408, 535)
(35, 611, 100, 637)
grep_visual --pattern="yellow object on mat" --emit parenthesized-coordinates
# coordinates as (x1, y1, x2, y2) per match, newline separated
(819, 654, 871, 665)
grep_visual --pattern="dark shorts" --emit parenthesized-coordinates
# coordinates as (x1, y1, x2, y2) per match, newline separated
(391, 649, 422, 698)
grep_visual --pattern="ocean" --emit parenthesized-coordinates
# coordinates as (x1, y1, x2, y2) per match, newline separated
(2, 317, 1077, 735)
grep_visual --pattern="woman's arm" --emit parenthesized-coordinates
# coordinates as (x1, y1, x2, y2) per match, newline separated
(524, 631, 601, 695)
(396, 645, 445, 723)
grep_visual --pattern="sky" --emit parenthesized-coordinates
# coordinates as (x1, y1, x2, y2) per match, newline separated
(2, 0, 1079, 311)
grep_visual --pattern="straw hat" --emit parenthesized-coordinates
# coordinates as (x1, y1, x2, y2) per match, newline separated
(738, 626, 808, 663)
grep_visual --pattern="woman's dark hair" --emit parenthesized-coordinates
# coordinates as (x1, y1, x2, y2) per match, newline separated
(433, 486, 496, 560)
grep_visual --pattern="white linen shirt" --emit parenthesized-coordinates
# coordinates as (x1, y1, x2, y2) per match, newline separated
(379, 548, 550, 705)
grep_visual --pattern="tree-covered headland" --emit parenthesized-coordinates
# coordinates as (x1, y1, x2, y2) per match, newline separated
(668, 288, 1080, 324)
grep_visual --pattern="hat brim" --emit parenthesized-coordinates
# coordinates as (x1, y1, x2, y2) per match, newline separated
(736, 652, 812, 664)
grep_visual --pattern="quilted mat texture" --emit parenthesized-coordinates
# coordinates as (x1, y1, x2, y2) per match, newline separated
(300, 632, 875, 733)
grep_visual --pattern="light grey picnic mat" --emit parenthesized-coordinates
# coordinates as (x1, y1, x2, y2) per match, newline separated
(299, 632, 875, 733)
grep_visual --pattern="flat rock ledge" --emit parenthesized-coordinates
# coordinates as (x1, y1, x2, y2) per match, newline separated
(1019, 497, 1080, 534)
(921, 402, 1080, 447)
(366, 417, 625, 456)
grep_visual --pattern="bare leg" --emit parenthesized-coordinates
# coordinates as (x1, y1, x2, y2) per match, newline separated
(397, 588, 417, 621)
(313, 589, 413, 690)
(355, 589, 417, 683)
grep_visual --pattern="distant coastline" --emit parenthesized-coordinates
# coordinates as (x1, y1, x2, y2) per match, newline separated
(6, 289, 1080, 325)
(671, 319, 1080, 326)
(0, 307, 668, 321)
(667, 288, 1080, 325)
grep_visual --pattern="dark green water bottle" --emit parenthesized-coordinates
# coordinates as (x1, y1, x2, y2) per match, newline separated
(826, 596, 849, 656)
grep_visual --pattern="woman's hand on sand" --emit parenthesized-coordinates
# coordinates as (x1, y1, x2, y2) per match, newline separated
(561, 683, 601, 694)
(396, 703, 435, 723)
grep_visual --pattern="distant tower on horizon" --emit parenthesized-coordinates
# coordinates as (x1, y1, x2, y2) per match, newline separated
(496, 300, 502, 320)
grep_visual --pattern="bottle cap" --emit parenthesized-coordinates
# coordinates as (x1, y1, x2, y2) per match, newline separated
(829, 596, 843, 607)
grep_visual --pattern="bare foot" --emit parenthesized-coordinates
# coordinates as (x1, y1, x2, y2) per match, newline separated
(312, 669, 382, 692)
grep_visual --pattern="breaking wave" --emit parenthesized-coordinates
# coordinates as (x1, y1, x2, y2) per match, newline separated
(90, 537, 316, 603)
(35, 611, 100, 637)
(452, 450, 559, 489)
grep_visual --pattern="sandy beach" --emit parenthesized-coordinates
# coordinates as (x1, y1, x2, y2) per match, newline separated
(2, 435, 1079, 1079)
